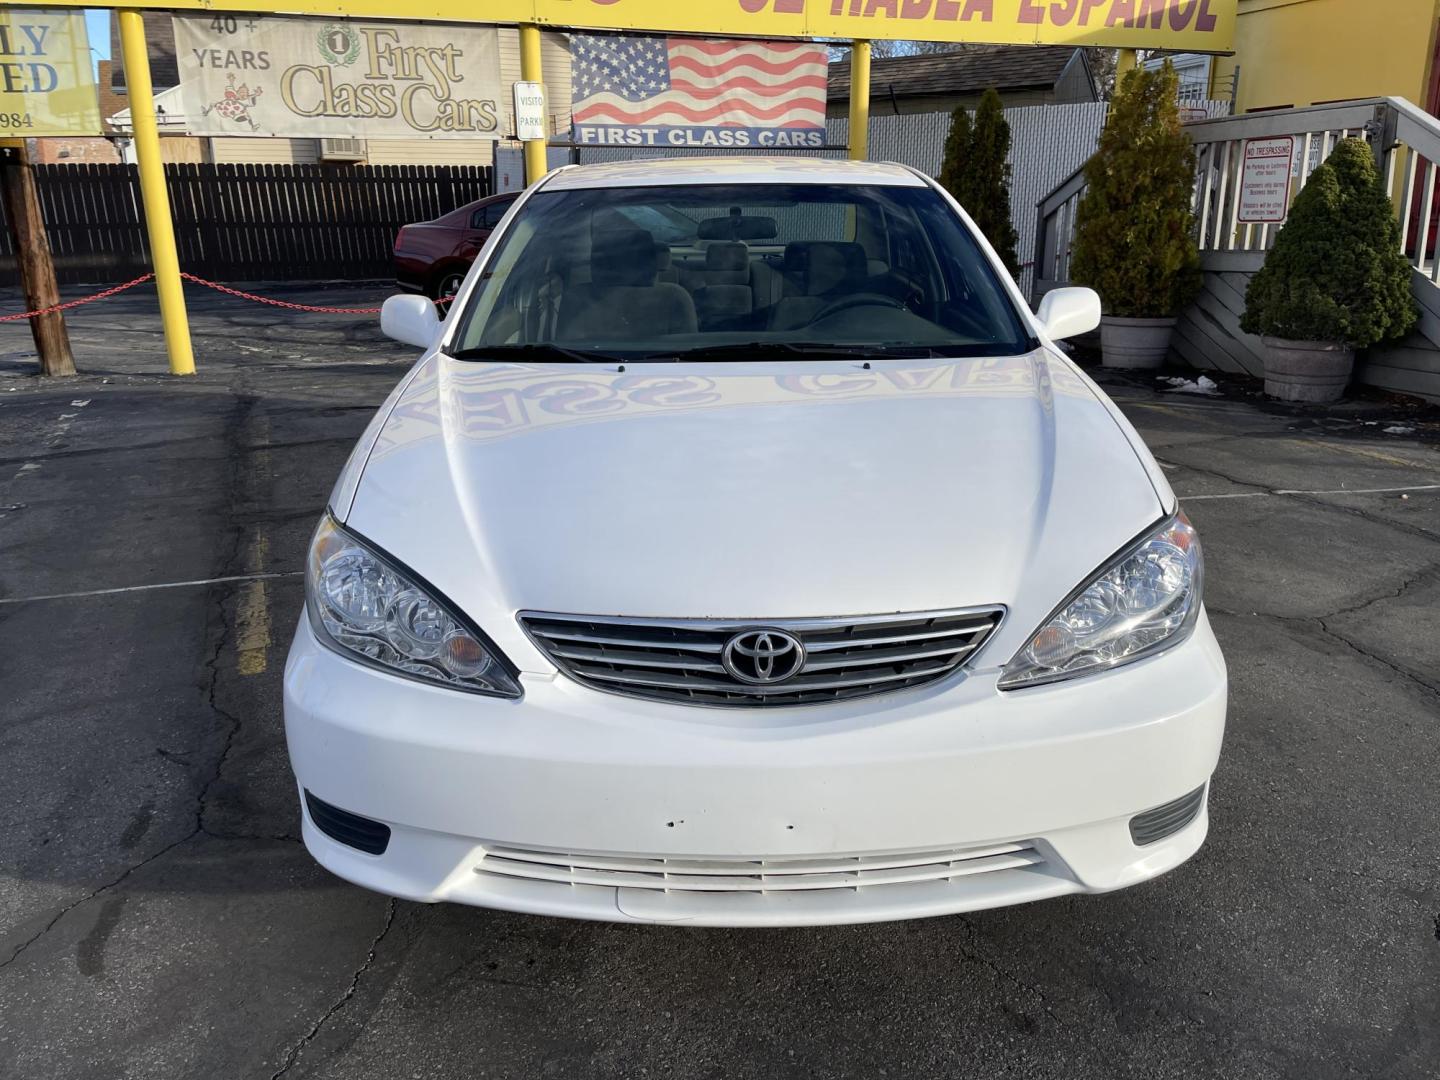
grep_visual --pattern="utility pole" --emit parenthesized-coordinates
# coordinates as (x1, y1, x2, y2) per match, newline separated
(0, 140, 76, 377)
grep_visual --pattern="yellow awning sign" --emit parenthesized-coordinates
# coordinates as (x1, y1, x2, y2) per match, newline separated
(0, 8, 101, 137)
(23, 1, 1239, 52)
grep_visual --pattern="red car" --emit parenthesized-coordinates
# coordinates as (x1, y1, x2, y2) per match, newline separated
(394, 192, 520, 300)
(394, 192, 705, 300)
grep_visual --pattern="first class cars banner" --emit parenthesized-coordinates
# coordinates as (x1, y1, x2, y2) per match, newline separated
(174, 15, 504, 138)
(571, 36, 829, 149)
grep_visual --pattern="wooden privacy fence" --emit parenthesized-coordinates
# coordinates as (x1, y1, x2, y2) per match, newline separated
(0, 163, 494, 286)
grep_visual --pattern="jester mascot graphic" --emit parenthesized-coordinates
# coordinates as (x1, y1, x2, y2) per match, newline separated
(203, 73, 264, 132)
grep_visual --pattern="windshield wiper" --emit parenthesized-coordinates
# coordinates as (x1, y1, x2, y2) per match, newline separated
(639, 341, 930, 363)
(448, 343, 623, 364)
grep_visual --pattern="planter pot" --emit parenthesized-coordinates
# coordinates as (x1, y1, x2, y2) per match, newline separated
(1261, 338, 1355, 403)
(1099, 316, 1177, 369)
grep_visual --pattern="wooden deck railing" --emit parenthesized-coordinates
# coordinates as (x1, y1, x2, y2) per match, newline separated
(1031, 98, 1440, 302)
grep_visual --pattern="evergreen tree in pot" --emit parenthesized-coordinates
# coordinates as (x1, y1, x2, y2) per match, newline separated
(939, 87, 1020, 277)
(1070, 62, 1201, 368)
(1240, 138, 1417, 403)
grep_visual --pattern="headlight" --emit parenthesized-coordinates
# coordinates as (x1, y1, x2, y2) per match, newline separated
(999, 512, 1202, 689)
(305, 514, 521, 698)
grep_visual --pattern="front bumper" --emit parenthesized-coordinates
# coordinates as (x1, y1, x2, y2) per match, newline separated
(392, 255, 428, 294)
(284, 612, 1227, 927)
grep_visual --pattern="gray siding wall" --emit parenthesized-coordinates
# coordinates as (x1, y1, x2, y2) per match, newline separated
(838, 103, 1110, 295)
(1363, 271, 1440, 402)
(1052, 53, 1100, 105)
(1174, 253, 1440, 403)
(1172, 255, 1267, 379)
(824, 89, 1060, 118)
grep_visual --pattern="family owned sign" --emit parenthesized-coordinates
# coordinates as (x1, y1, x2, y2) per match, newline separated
(0, 8, 99, 136)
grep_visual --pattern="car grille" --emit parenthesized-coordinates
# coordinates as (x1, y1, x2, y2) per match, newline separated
(519, 608, 1003, 707)
(475, 841, 1046, 894)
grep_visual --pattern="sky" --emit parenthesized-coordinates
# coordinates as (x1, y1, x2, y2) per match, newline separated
(84, 10, 109, 76)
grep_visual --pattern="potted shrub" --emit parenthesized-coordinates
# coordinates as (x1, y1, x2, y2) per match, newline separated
(1240, 137, 1418, 402)
(1070, 62, 1202, 368)
(939, 87, 1020, 277)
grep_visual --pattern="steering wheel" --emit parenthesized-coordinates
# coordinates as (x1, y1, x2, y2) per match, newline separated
(810, 292, 909, 322)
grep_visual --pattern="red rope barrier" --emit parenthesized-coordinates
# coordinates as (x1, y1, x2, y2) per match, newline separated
(179, 273, 387, 314)
(0, 273, 156, 322)
(0, 273, 454, 323)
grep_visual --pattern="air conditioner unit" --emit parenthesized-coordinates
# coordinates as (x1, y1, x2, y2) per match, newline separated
(319, 138, 367, 162)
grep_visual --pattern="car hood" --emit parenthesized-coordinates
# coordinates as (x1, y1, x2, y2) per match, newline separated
(344, 351, 1166, 671)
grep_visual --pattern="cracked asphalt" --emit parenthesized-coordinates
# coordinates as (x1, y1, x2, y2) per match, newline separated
(1, 283, 1438, 1080)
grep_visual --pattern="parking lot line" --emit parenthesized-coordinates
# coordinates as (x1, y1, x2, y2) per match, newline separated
(1181, 483, 1440, 501)
(236, 534, 274, 677)
(0, 571, 302, 606)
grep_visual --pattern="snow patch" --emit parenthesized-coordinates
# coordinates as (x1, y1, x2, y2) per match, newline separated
(1158, 375, 1220, 396)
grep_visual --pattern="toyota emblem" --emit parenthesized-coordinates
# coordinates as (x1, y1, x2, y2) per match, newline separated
(721, 628, 806, 685)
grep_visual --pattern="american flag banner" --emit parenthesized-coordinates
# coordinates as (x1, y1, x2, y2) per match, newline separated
(571, 35, 829, 150)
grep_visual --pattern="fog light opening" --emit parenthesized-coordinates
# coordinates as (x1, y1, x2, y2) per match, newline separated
(1128, 784, 1206, 846)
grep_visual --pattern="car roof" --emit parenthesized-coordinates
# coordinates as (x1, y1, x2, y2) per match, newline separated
(435, 190, 516, 223)
(540, 156, 927, 190)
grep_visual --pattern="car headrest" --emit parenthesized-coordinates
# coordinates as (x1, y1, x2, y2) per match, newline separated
(591, 228, 658, 287)
(705, 242, 749, 272)
(697, 213, 779, 241)
(654, 245, 673, 272)
(783, 241, 867, 295)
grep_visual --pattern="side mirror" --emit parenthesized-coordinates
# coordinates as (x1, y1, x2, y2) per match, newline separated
(1035, 287, 1101, 342)
(381, 294, 441, 350)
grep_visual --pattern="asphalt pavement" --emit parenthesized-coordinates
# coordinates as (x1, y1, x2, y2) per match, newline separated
(0, 282, 1437, 1080)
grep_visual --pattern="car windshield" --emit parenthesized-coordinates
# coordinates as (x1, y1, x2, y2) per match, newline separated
(450, 182, 1033, 363)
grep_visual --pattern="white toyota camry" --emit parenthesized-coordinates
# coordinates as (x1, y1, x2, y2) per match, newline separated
(284, 157, 1226, 927)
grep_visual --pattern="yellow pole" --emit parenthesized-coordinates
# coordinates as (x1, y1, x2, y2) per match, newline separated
(848, 40, 870, 161)
(1115, 48, 1139, 80)
(519, 24, 547, 186)
(118, 9, 194, 376)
